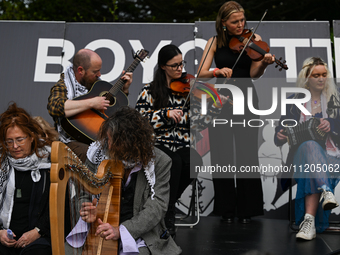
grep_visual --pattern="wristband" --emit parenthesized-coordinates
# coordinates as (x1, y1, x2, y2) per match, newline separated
(213, 68, 219, 77)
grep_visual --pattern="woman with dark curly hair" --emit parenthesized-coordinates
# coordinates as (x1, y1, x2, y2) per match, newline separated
(71, 106, 181, 255)
(0, 102, 52, 255)
(97, 106, 156, 170)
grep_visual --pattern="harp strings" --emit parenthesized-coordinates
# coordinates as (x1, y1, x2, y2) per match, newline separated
(64, 146, 113, 255)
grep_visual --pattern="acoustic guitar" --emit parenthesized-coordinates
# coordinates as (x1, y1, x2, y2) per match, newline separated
(61, 49, 149, 144)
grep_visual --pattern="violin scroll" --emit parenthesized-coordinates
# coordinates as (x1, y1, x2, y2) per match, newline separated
(275, 57, 288, 71)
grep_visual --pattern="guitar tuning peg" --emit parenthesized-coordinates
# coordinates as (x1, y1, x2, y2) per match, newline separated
(279, 68, 283, 71)
(132, 49, 142, 58)
(283, 60, 286, 63)
(275, 65, 278, 68)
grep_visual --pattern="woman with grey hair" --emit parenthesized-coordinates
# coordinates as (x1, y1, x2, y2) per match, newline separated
(275, 57, 340, 240)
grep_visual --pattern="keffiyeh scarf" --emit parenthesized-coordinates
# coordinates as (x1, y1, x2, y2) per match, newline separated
(57, 64, 89, 143)
(87, 141, 156, 199)
(64, 64, 88, 100)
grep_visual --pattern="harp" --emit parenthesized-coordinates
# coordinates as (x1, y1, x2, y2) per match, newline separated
(49, 141, 123, 255)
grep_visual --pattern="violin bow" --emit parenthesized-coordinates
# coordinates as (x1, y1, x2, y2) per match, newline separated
(224, 9, 268, 84)
(173, 36, 221, 136)
(181, 36, 217, 110)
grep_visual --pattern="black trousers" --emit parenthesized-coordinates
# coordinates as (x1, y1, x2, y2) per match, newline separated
(67, 141, 89, 163)
(0, 243, 51, 255)
(155, 145, 201, 205)
(209, 79, 264, 218)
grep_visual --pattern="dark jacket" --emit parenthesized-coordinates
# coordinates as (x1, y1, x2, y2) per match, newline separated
(274, 93, 340, 190)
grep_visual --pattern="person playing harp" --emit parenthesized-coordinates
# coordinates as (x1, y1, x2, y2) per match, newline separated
(275, 57, 340, 240)
(67, 107, 181, 254)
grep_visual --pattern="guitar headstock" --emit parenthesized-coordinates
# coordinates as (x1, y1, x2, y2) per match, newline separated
(134, 49, 149, 62)
(275, 57, 288, 71)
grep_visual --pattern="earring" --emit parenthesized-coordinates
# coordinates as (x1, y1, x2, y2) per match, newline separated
(223, 26, 226, 32)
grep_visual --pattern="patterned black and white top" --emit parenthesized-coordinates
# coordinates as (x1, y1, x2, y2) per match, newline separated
(135, 84, 222, 152)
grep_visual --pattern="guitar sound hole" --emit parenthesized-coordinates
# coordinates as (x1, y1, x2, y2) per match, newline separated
(101, 92, 116, 106)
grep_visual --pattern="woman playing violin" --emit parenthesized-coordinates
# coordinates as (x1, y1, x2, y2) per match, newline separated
(198, 1, 275, 79)
(197, 1, 275, 224)
(135, 44, 227, 237)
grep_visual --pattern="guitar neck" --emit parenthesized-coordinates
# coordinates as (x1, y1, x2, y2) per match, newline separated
(108, 58, 142, 96)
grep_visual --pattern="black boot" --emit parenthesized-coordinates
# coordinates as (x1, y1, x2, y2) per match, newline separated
(165, 203, 177, 238)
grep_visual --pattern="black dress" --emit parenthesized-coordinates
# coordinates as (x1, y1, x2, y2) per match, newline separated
(209, 36, 264, 219)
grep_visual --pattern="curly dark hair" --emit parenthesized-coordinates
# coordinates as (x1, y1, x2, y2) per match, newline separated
(97, 106, 155, 167)
(0, 102, 49, 163)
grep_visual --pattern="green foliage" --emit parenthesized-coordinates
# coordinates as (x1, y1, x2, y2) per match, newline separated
(0, 0, 28, 20)
(0, 0, 339, 24)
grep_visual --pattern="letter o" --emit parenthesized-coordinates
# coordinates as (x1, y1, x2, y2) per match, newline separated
(85, 39, 125, 82)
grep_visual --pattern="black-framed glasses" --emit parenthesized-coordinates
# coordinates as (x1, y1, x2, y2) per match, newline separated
(165, 60, 186, 70)
(5, 136, 28, 148)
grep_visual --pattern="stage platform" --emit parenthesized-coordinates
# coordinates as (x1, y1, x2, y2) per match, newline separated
(175, 216, 340, 255)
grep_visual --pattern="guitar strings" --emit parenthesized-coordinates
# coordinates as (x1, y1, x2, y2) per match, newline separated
(107, 58, 140, 97)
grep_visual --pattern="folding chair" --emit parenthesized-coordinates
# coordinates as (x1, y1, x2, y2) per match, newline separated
(175, 178, 200, 227)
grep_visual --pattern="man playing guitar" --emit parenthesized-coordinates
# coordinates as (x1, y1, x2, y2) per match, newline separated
(47, 48, 133, 162)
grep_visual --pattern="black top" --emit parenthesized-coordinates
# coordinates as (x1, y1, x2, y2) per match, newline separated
(10, 170, 33, 239)
(120, 171, 138, 223)
(214, 36, 252, 78)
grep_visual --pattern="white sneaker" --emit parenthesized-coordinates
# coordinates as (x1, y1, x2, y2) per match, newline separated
(319, 189, 339, 211)
(296, 215, 316, 240)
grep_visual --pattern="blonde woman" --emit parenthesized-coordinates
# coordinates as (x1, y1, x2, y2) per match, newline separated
(275, 57, 340, 240)
(197, 1, 275, 223)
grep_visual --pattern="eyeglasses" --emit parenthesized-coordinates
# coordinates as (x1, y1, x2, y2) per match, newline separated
(5, 136, 28, 148)
(165, 60, 186, 70)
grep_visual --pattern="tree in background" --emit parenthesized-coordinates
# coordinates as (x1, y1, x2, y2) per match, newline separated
(0, 0, 339, 24)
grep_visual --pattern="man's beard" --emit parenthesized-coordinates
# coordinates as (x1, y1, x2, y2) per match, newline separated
(80, 76, 96, 90)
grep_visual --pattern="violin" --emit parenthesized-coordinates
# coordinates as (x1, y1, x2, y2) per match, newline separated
(229, 29, 288, 71)
(170, 73, 227, 106)
(169, 73, 192, 97)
